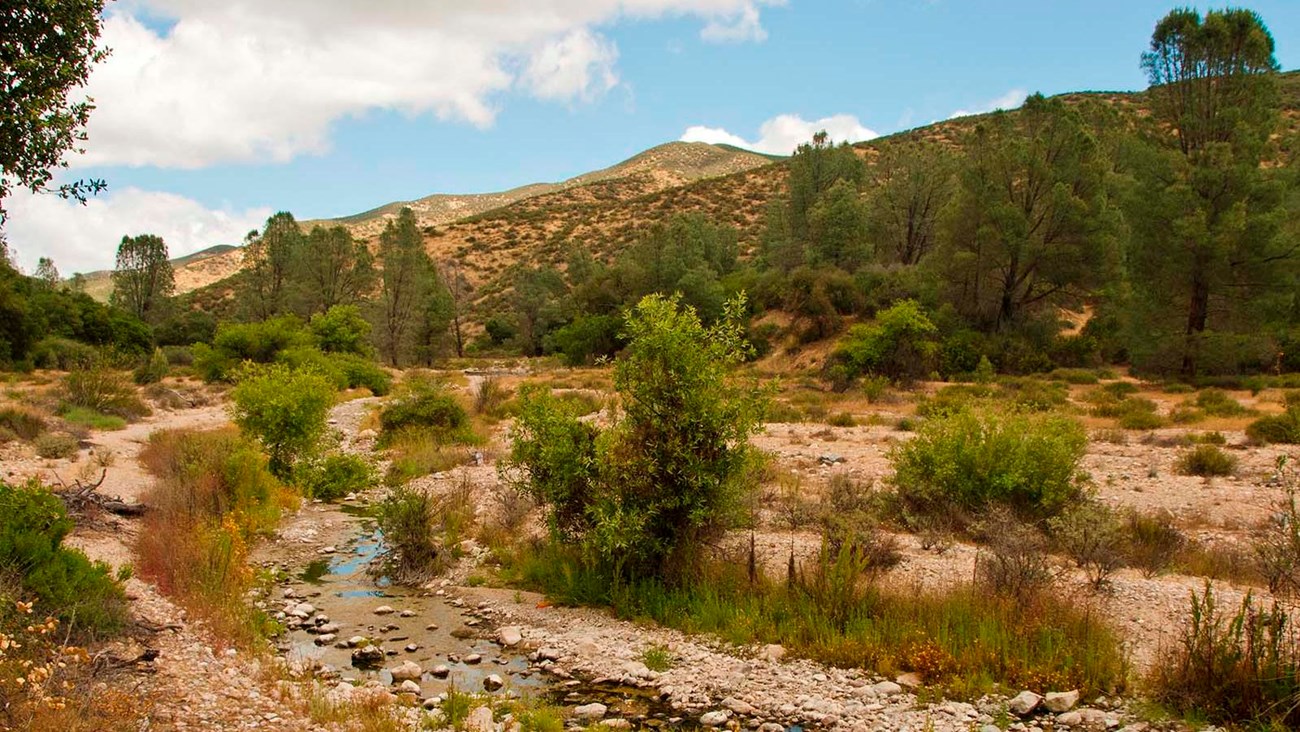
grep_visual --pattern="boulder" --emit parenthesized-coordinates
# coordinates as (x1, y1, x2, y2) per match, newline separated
(758, 644, 785, 663)
(573, 703, 607, 720)
(398, 679, 421, 694)
(389, 660, 422, 682)
(465, 705, 495, 732)
(351, 646, 384, 669)
(699, 711, 729, 727)
(1008, 690, 1042, 716)
(873, 681, 903, 696)
(483, 674, 504, 691)
(1044, 690, 1080, 713)
(430, 664, 451, 679)
(497, 626, 524, 648)
(373, 605, 395, 615)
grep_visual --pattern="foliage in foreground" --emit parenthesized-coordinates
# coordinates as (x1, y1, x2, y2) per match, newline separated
(229, 363, 334, 479)
(506, 543, 1126, 696)
(505, 294, 768, 579)
(1148, 585, 1300, 730)
(0, 480, 126, 637)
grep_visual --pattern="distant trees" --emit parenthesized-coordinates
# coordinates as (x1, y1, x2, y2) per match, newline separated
(866, 142, 955, 266)
(243, 212, 305, 320)
(111, 234, 174, 322)
(375, 208, 435, 366)
(1127, 7, 1291, 376)
(34, 257, 59, 288)
(299, 225, 375, 314)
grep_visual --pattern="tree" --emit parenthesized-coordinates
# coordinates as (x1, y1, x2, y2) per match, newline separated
(1129, 8, 1290, 376)
(0, 1, 109, 234)
(375, 208, 431, 366)
(298, 225, 375, 314)
(511, 265, 569, 357)
(110, 234, 174, 322)
(807, 179, 870, 271)
(787, 131, 865, 246)
(939, 94, 1115, 331)
(243, 212, 305, 319)
(438, 258, 471, 358)
(33, 257, 59, 288)
(413, 265, 455, 366)
(867, 141, 956, 266)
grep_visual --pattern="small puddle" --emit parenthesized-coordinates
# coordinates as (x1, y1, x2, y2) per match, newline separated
(280, 510, 541, 697)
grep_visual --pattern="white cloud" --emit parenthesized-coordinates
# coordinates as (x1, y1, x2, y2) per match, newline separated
(948, 88, 1028, 119)
(5, 188, 270, 274)
(681, 113, 879, 155)
(72, 0, 779, 169)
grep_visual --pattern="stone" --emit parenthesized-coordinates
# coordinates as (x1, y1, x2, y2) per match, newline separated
(399, 609, 416, 618)
(314, 634, 337, 646)
(873, 681, 903, 696)
(573, 703, 607, 720)
(483, 674, 504, 691)
(465, 705, 495, 732)
(1044, 690, 1080, 713)
(601, 720, 631, 730)
(398, 680, 421, 694)
(389, 660, 422, 682)
(430, 664, 451, 679)
(346, 636, 367, 648)
(721, 697, 755, 716)
(1057, 712, 1083, 726)
(536, 647, 561, 662)
(465, 653, 483, 665)
(497, 626, 524, 647)
(818, 453, 845, 465)
(895, 672, 923, 689)
(1008, 690, 1042, 716)
(699, 711, 729, 727)
(373, 605, 395, 615)
(757, 644, 785, 663)
(350, 646, 384, 669)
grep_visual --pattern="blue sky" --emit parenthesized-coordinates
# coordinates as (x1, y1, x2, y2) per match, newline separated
(9, 0, 1300, 274)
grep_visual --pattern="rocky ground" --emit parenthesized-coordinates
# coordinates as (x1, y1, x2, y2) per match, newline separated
(8, 373, 1296, 730)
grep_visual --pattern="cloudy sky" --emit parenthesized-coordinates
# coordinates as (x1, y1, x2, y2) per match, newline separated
(7, 0, 1300, 274)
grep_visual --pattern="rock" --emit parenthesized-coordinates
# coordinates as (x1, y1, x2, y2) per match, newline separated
(398, 680, 421, 694)
(483, 674, 504, 691)
(872, 681, 903, 696)
(405, 643, 419, 653)
(291, 602, 316, 616)
(895, 672, 923, 689)
(757, 644, 785, 663)
(818, 453, 845, 465)
(465, 653, 483, 665)
(497, 626, 523, 647)
(389, 660, 422, 682)
(1008, 690, 1042, 716)
(465, 705, 495, 732)
(573, 703, 607, 720)
(314, 634, 337, 646)
(536, 647, 561, 662)
(1057, 712, 1083, 726)
(1044, 690, 1080, 713)
(399, 609, 416, 618)
(316, 622, 340, 634)
(373, 605, 395, 616)
(601, 720, 631, 730)
(721, 697, 755, 716)
(759, 724, 785, 732)
(350, 646, 384, 669)
(358, 429, 378, 440)
(430, 664, 450, 679)
(346, 636, 367, 648)
(699, 711, 729, 727)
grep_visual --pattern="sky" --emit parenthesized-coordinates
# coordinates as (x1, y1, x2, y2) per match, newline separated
(7, 0, 1300, 275)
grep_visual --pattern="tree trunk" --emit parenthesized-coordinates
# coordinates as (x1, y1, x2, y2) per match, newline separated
(1181, 274, 1211, 377)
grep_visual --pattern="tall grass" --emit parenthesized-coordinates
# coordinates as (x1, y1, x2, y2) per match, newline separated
(505, 543, 1127, 696)
(136, 428, 291, 646)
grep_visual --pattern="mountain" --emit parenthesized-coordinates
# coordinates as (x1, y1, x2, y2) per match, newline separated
(79, 244, 241, 301)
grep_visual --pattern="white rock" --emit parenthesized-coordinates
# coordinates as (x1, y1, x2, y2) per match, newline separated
(465, 653, 483, 665)
(1044, 690, 1080, 713)
(721, 697, 755, 716)
(1057, 712, 1083, 726)
(389, 661, 422, 682)
(373, 605, 395, 615)
(431, 664, 450, 678)
(872, 681, 903, 696)
(483, 674, 504, 691)
(758, 644, 786, 663)
(573, 703, 607, 720)
(699, 711, 729, 727)
(398, 680, 421, 694)
(497, 626, 524, 647)
(1008, 690, 1042, 716)
(465, 705, 495, 732)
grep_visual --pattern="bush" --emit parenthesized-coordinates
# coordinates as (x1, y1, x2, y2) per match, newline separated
(333, 353, 391, 396)
(506, 295, 767, 578)
(1124, 509, 1185, 578)
(818, 475, 899, 573)
(309, 305, 372, 356)
(832, 299, 938, 385)
(34, 433, 79, 459)
(0, 406, 45, 441)
(59, 407, 126, 431)
(132, 347, 170, 385)
(890, 408, 1087, 520)
(1177, 444, 1238, 477)
(473, 376, 511, 416)
(29, 337, 97, 371)
(973, 509, 1053, 599)
(298, 452, 375, 502)
(376, 485, 442, 583)
(162, 344, 193, 366)
(1247, 396, 1300, 444)
(61, 367, 149, 421)
(1254, 461, 1300, 597)
(0, 480, 126, 637)
(195, 317, 313, 381)
(379, 377, 469, 441)
(1192, 388, 1253, 418)
(1049, 500, 1125, 589)
(1148, 585, 1300, 729)
(230, 364, 334, 479)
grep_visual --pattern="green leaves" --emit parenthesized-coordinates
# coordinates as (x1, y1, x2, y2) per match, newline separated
(229, 363, 333, 479)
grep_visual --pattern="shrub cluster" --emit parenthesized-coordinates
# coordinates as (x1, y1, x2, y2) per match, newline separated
(378, 376, 469, 441)
(229, 364, 334, 479)
(1246, 392, 1300, 444)
(298, 452, 375, 502)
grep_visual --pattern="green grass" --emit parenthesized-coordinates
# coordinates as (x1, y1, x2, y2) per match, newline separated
(59, 406, 127, 431)
(504, 544, 1127, 697)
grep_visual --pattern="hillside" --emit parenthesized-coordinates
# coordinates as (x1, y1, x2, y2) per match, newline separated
(79, 244, 241, 301)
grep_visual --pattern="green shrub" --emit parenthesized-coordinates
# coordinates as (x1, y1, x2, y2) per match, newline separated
(309, 305, 372, 356)
(230, 364, 334, 479)
(195, 317, 313, 381)
(1124, 509, 1185, 577)
(0, 480, 127, 637)
(832, 299, 938, 385)
(473, 376, 511, 416)
(1049, 500, 1125, 589)
(299, 452, 375, 501)
(61, 367, 149, 420)
(1048, 368, 1100, 385)
(376, 485, 442, 583)
(133, 347, 170, 385)
(332, 353, 391, 396)
(1117, 404, 1166, 430)
(379, 377, 468, 441)
(1178, 444, 1238, 477)
(162, 344, 193, 366)
(1246, 398, 1300, 444)
(30, 337, 97, 371)
(1191, 388, 1253, 418)
(890, 408, 1087, 520)
(0, 406, 45, 441)
(34, 433, 79, 459)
